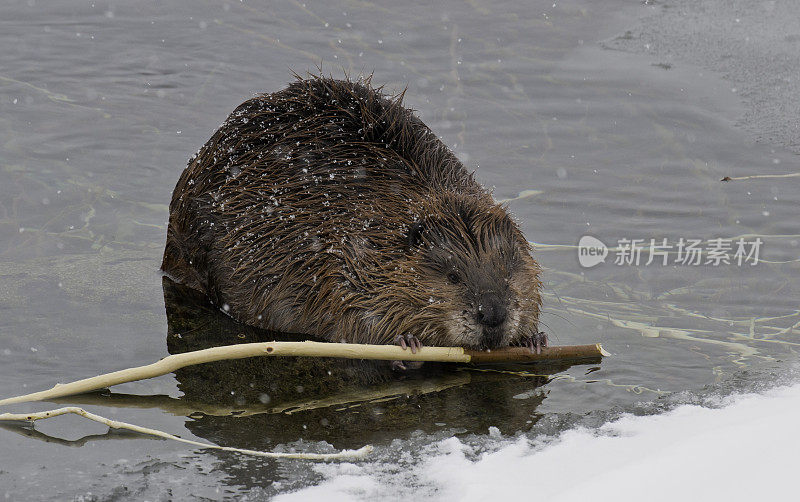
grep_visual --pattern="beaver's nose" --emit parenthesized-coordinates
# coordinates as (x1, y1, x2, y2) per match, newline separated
(476, 293, 507, 328)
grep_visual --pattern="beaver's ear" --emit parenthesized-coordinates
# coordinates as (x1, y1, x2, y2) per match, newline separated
(407, 220, 426, 249)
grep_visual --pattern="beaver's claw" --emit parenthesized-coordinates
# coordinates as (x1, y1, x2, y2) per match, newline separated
(391, 360, 408, 371)
(391, 334, 423, 371)
(394, 333, 422, 354)
(524, 331, 548, 354)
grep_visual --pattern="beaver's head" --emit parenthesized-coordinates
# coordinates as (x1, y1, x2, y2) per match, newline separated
(398, 193, 542, 350)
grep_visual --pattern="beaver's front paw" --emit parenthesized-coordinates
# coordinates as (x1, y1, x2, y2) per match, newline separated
(523, 331, 548, 354)
(391, 334, 423, 371)
(394, 333, 422, 354)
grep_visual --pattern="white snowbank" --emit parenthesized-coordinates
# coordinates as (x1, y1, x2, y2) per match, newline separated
(277, 383, 800, 502)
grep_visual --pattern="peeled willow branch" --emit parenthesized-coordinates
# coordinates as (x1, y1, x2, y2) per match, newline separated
(0, 406, 373, 461)
(0, 341, 607, 406)
(0, 342, 605, 461)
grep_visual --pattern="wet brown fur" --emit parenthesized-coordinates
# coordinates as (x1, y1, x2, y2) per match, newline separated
(162, 75, 542, 349)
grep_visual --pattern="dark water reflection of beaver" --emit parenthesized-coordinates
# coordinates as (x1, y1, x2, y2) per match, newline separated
(162, 277, 578, 450)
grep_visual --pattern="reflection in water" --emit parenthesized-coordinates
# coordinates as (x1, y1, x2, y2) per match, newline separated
(0, 422, 145, 448)
(160, 277, 572, 450)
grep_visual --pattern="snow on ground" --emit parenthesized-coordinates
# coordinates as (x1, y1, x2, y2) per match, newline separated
(276, 383, 800, 502)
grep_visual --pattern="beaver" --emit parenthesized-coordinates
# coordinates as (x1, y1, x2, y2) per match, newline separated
(161, 75, 545, 358)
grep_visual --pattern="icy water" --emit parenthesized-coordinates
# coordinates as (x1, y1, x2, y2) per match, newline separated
(1, 0, 798, 499)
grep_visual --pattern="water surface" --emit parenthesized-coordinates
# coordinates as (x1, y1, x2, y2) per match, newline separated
(1, 0, 798, 499)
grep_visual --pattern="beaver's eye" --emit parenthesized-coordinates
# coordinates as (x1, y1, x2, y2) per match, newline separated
(447, 272, 460, 284)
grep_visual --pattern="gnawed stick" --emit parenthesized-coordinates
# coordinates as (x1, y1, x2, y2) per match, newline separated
(466, 344, 608, 363)
(0, 341, 607, 406)
(0, 407, 372, 461)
